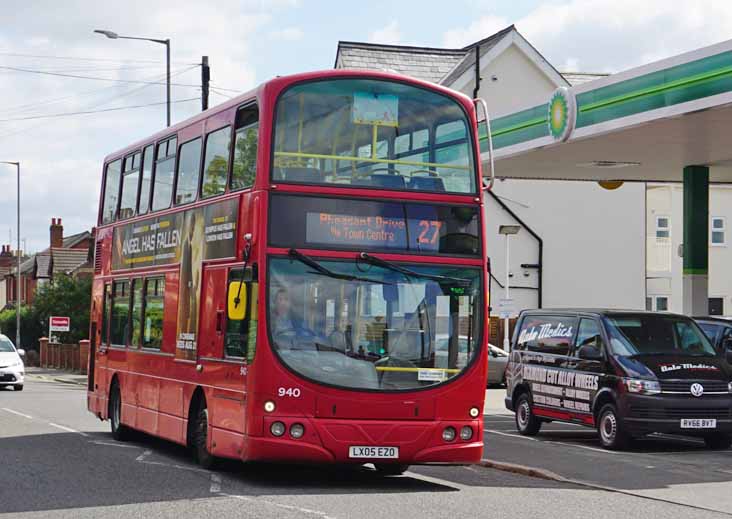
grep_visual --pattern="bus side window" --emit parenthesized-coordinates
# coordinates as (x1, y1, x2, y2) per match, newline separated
(231, 103, 258, 191)
(101, 283, 112, 346)
(201, 126, 231, 198)
(101, 159, 122, 224)
(138, 144, 155, 215)
(152, 136, 177, 212)
(110, 280, 130, 347)
(142, 277, 165, 350)
(225, 268, 258, 362)
(175, 137, 202, 205)
(119, 151, 141, 219)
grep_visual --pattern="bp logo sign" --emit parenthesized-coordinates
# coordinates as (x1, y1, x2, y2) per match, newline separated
(548, 87, 576, 142)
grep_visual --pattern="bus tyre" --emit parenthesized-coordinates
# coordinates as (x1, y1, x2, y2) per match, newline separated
(13, 384, 23, 391)
(515, 393, 542, 436)
(109, 382, 131, 441)
(597, 403, 629, 450)
(704, 434, 732, 450)
(193, 404, 216, 469)
(374, 463, 409, 476)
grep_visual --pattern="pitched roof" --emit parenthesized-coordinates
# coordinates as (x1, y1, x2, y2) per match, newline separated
(62, 230, 92, 249)
(35, 253, 52, 279)
(561, 72, 610, 86)
(439, 25, 516, 85)
(336, 41, 466, 84)
(50, 248, 89, 275)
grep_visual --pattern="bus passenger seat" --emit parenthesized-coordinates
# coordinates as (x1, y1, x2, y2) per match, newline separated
(369, 174, 406, 189)
(409, 176, 445, 191)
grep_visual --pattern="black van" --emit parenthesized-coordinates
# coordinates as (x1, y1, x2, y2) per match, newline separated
(504, 309, 732, 450)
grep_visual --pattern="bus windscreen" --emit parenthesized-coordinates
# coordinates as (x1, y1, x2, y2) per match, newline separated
(268, 194, 480, 256)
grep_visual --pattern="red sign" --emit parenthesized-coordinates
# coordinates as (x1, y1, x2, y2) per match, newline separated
(49, 316, 70, 332)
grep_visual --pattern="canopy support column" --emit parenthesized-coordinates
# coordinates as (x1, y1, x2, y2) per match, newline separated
(682, 165, 709, 316)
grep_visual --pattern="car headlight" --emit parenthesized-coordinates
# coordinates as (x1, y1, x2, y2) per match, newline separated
(11, 359, 22, 368)
(624, 378, 661, 395)
(728, 381, 732, 394)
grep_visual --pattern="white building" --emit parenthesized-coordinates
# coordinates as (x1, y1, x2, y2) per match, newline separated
(647, 183, 732, 315)
(335, 25, 647, 314)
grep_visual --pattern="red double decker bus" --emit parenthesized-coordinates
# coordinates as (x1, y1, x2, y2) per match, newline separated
(87, 69, 491, 474)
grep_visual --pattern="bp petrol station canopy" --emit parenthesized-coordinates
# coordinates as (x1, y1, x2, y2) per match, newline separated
(486, 39, 732, 183)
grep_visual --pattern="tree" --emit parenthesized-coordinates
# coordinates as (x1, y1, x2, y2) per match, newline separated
(32, 275, 92, 345)
(0, 305, 42, 350)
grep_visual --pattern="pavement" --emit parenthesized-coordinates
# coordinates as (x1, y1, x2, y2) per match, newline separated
(2, 375, 731, 517)
(25, 366, 88, 386)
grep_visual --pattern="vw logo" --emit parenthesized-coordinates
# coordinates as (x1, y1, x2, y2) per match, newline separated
(690, 383, 705, 397)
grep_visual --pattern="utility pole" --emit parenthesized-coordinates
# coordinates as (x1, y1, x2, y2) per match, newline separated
(201, 56, 210, 111)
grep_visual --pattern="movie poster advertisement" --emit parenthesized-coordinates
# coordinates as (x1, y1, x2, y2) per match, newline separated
(112, 198, 239, 360)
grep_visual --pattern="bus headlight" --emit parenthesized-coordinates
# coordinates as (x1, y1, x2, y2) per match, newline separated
(290, 423, 305, 439)
(469, 407, 480, 418)
(460, 426, 473, 441)
(442, 427, 456, 442)
(264, 400, 276, 413)
(270, 421, 286, 437)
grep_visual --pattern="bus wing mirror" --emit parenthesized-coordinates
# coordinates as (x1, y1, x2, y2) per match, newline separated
(228, 282, 247, 321)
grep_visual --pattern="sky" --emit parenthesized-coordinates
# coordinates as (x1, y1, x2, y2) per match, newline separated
(2, 0, 732, 252)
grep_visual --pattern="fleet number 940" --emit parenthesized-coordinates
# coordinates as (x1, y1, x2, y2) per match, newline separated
(278, 387, 301, 397)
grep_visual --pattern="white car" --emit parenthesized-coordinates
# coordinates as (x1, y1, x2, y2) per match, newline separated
(0, 334, 25, 391)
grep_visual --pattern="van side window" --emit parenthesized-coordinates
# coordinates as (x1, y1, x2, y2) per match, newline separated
(517, 315, 576, 356)
(575, 319, 603, 350)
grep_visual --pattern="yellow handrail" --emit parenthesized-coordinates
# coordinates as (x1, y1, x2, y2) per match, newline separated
(273, 151, 470, 171)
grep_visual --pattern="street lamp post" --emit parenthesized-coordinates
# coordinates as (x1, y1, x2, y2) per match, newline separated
(94, 29, 171, 127)
(498, 225, 521, 351)
(1, 161, 20, 350)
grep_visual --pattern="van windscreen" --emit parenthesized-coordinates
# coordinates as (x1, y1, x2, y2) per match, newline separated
(605, 315, 717, 357)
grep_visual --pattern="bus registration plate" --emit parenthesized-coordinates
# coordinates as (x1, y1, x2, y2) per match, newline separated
(680, 419, 716, 429)
(348, 446, 399, 459)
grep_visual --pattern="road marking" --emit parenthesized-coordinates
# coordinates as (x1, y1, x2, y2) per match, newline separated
(1, 407, 32, 419)
(210, 473, 222, 493)
(486, 429, 538, 441)
(89, 440, 138, 449)
(486, 428, 619, 455)
(221, 493, 336, 519)
(136, 450, 153, 462)
(48, 422, 89, 437)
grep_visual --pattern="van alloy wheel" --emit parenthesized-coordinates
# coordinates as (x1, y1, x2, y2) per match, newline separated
(515, 394, 541, 436)
(597, 403, 628, 450)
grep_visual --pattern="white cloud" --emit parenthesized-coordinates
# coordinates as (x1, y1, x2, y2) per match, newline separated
(0, 0, 295, 252)
(369, 20, 402, 45)
(442, 15, 508, 48)
(269, 27, 304, 41)
(442, 0, 732, 73)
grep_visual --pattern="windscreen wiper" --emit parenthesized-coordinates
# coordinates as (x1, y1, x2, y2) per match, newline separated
(289, 249, 392, 285)
(358, 252, 472, 287)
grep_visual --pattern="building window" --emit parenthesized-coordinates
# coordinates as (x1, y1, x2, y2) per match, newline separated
(201, 126, 231, 198)
(655, 296, 668, 312)
(655, 216, 670, 239)
(711, 217, 726, 246)
(709, 297, 724, 316)
(175, 137, 202, 205)
(142, 277, 165, 349)
(152, 136, 177, 212)
(645, 297, 652, 311)
(110, 280, 130, 346)
(231, 104, 259, 191)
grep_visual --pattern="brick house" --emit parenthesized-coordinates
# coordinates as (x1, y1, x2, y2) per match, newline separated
(3, 218, 92, 308)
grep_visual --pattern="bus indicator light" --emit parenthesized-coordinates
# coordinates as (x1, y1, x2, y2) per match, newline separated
(442, 427, 456, 442)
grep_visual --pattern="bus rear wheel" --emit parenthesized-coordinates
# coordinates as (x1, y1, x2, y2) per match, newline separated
(109, 382, 131, 441)
(193, 403, 217, 469)
(374, 463, 409, 476)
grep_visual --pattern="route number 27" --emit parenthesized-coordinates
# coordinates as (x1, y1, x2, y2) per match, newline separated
(278, 387, 301, 398)
(417, 220, 442, 244)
